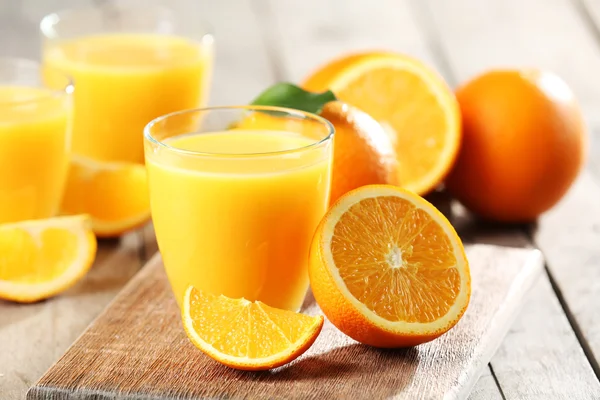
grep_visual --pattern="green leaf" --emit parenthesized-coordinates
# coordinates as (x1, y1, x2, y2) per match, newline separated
(250, 82, 337, 115)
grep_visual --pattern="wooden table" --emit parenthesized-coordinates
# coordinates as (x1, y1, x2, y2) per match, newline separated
(1, 0, 600, 398)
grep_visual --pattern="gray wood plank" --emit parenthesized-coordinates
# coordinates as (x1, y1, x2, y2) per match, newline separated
(258, 0, 600, 397)
(575, 0, 600, 179)
(418, 0, 600, 396)
(469, 367, 503, 400)
(254, 0, 437, 83)
(452, 207, 600, 399)
(421, 0, 600, 181)
(532, 172, 600, 367)
(421, 0, 600, 121)
(494, 275, 600, 399)
(458, 200, 600, 397)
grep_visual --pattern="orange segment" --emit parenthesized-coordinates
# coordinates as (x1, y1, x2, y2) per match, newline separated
(303, 52, 461, 195)
(60, 155, 150, 237)
(309, 185, 470, 347)
(182, 286, 324, 370)
(0, 215, 97, 303)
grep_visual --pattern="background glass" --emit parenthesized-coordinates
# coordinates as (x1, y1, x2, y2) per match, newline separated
(145, 106, 334, 311)
(0, 58, 72, 223)
(40, 3, 214, 163)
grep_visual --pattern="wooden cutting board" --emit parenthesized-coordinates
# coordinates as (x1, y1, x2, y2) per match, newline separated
(28, 244, 542, 400)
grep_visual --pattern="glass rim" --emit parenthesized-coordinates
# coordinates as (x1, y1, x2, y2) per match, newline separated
(144, 105, 335, 158)
(40, 3, 214, 40)
(0, 57, 73, 106)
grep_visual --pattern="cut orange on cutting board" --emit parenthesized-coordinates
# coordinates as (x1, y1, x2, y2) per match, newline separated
(303, 52, 461, 195)
(0, 215, 97, 303)
(182, 286, 324, 370)
(60, 155, 150, 238)
(309, 185, 470, 347)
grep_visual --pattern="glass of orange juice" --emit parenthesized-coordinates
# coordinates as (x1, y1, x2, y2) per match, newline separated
(0, 58, 72, 224)
(144, 106, 334, 311)
(40, 3, 214, 163)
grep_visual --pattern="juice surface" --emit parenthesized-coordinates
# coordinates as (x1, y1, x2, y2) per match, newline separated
(0, 86, 70, 223)
(146, 130, 332, 310)
(44, 33, 212, 163)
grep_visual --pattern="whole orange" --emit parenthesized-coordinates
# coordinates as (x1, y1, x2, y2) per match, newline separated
(446, 70, 586, 222)
(320, 102, 398, 204)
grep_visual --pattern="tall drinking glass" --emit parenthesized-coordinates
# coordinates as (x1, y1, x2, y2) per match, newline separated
(41, 3, 214, 163)
(144, 106, 334, 311)
(0, 58, 72, 223)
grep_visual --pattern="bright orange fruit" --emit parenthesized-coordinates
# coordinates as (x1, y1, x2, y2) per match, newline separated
(60, 155, 150, 237)
(303, 52, 461, 195)
(446, 69, 586, 222)
(309, 185, 470, 347)
(321, 102, 398, 204)
(0, 215, 97, 303)
(182, 286, 324, 370)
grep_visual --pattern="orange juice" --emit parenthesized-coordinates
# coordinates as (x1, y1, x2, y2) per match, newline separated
(43, 33, 212, 163)
(0, 86, 70, 223)
(146, 130, 332, 310)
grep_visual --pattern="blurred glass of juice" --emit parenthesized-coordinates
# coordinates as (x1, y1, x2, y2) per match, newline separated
(41, 4, 213, 163)
(0, 58, 72, 223)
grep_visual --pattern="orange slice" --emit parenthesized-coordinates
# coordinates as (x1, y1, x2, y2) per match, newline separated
(60, 155, 150, 238)
(182, 286, 324, 370)
(303, 52, 461, 195)
(0, 215, 97, 303)
(309, 185, 470, 347)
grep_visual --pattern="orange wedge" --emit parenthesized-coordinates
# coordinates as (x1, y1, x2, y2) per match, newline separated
(0, 215, 97, 303)
(60, 155, 150, 238)
(309, 185, 470, 347)
(303, 52, 461, 195)
(182, 286, 324, 370)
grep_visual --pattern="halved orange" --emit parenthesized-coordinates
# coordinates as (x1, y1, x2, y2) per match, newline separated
(309, 185, 470, 347)
(303, 52, 461, 195)
(182, 286, 324, 370)
(60, 155, 150, 237)
(0, 215, 97, 303)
